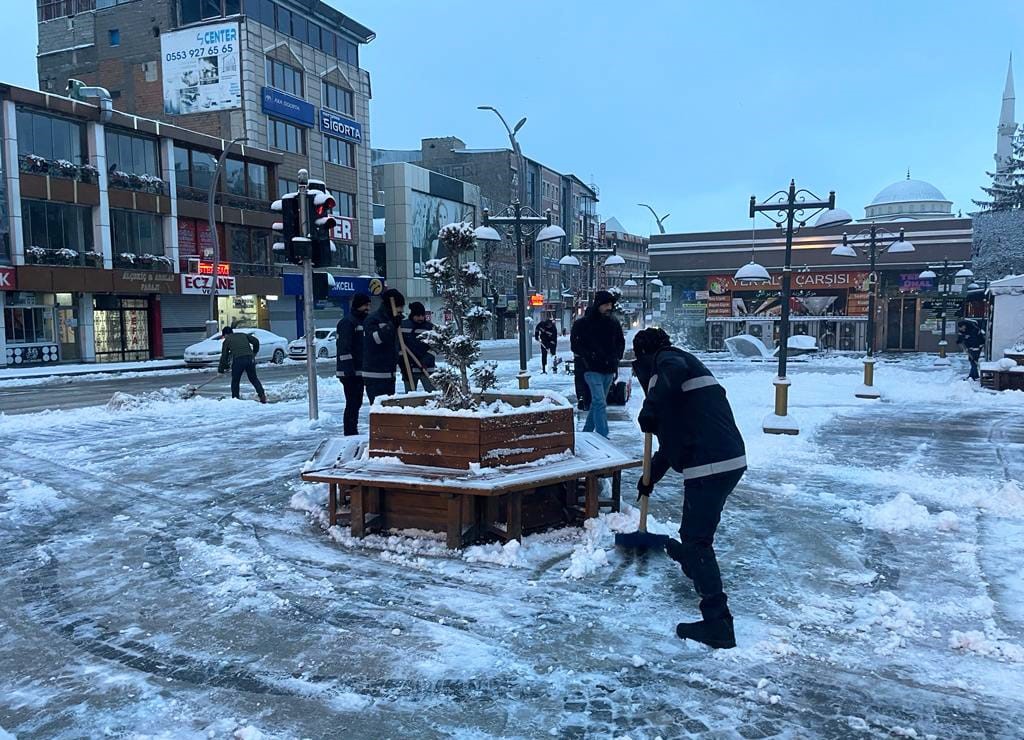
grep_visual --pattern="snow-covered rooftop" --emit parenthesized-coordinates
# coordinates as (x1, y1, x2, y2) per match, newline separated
(869, 178, 950, 206)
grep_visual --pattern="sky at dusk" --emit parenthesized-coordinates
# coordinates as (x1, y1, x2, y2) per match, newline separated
(5, 0, 1024, 235)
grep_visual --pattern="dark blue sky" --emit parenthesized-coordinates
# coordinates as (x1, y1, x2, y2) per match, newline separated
(8, 1, 1024, 234)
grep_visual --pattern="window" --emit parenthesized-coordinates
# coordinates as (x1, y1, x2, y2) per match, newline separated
(325, 138, 354, 167)
(190, 150, 217, 191)
(278, 177, 298, 197)
(333, 192, 356, 218)
(340, 39, 358, 67)
(174, 145, 190, 186)
(247, 0, 274, 25)
(307, 23, 321, 50)
(268, 117, 305, 154)
(223, 159, 269, 200)
(109, 29, 120, 46)
(322, 80, 353, 115)
(266, 58, 302, 96)
(111, 209, 164, 256)
(322, 29, 336, 56)
(274, 4, 291, 34)
(179, 0, 223, 23)
(105, 130, 159, 177)
(229, 226, 273, 269)
(247, 163, 269, 200)
(291, 14, 306, 44)
(16, 108, 85, 164)
(22, 200, 93, 259)
(5, 306, 56, 345)
(225, 158, 245, 196)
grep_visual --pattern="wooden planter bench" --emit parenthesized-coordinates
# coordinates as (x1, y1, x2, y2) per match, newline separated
(301, 433, 640, 549)
(980, 368, 1024, 391)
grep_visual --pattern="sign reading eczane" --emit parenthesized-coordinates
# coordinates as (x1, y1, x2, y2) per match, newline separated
(319, 109, 362, 144)
(161, 22, 241, 115)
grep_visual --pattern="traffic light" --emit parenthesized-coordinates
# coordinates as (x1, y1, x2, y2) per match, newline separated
(308, 191, 337, 268)
(271, 192, 302, 264)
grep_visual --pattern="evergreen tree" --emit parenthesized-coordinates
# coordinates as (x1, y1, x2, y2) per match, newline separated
(975, 129, 1024, 211)
(422, 223, 497, 410)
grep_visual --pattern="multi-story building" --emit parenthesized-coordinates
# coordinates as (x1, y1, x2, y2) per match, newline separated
(599, 217, 650, 327)
(372, 138, 599, 327)
(0, 81, 287, 367)
(35, 0, 376, 288)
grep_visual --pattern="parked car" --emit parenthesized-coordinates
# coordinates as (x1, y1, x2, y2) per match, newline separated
(183, 328, 288, 367)
(288, 328, 338, 360)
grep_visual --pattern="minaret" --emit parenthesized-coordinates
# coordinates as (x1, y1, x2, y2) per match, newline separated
(995, 54, 1017, 182)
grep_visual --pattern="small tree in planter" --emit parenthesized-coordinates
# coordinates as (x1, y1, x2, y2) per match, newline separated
(25, 246, 47, 264)
(421, 222, 497, 410)
(84, 250, 103, 268)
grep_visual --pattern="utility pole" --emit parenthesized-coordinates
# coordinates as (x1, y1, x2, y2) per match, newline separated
(297, 169, 318, 420)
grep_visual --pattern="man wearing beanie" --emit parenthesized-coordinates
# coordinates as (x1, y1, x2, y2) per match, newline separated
(336, 292, 371, 435)
(569, 290, 625, 437)
(632, 327, 746, 649)
(362, 288, 405, 402)
(400, 302, 436, 392)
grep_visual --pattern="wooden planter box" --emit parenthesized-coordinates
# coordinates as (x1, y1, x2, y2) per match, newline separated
(369, 392, 575, 469)
(981, 368, 1024, 391)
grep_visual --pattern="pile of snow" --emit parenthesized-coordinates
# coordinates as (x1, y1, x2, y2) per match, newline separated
(949, 628, 1024, 663)
(844, 493, 960, 534)
(106, 387, 192, 410)
(0, 471, 69, 523)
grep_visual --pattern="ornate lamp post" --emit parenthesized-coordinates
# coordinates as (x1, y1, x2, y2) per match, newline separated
(831, 226, 915, 398)
(918, 260, 973, 366)
(623, 269, 663, 329)
(476, 204, 565, 389)
(738, 180, 851, 435)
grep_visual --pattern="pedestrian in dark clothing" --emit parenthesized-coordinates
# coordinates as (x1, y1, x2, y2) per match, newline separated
(363, 288, 405, 402)
(400, 302, 436, 392)
(218, 326, 267, 403)
(956, 319, 986, 380)
(337, 293, 371, 435)
(632, 327, 747, 649)
(570, 290, 625, 437)
(534, 314, 559, 373)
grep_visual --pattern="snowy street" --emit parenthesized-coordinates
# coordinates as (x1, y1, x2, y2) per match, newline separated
(2, 355, 1024, 738)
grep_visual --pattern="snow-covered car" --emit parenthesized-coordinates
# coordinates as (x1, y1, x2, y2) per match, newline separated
(287, 329, 337, 360)
(183, 328, 288, 367)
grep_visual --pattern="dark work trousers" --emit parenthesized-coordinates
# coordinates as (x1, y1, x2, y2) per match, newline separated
(677, 468, 745, 621)
(231, 355, 265, 399)
(573, 357, 591, 409)
(403, 372, 436, 394)
(967, 348, 982, 380)
(364, 377, 396, 403)
(339, 376, 365, 436)
(540, 344, 556, 371)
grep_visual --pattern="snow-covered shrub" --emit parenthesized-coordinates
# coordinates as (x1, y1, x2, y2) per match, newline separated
(421, 222, 496, 410)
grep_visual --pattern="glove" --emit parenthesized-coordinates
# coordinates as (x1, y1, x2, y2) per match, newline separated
(392, 311, 404, 325)
(636, 476, 654, 500)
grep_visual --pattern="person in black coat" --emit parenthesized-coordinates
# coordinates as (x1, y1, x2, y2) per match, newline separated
(362, 288, 405, 402)
(956, 319, 986, 381)
(632, 327, 746, 649)
(570, 290, 625, 437)
(534, 314, 559, 373)
(336, 292, 370, 435)
(400, 301, 436, 392)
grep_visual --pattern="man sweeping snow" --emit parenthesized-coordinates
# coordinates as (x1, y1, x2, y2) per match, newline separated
(632, 328, 746, 649)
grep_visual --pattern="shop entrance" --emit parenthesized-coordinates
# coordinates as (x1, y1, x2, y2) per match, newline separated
(885, 297, 917, 351)
(217, 295, 269, 330)
(94, 296, 151, 363)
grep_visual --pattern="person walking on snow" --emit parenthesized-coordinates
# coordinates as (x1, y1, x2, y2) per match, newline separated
(570, 290, 625, 438)
(534, 313, 559, 373)
(956, 318, 985, 381)
(400, 302, 436, 392)
(632, 327, 746, 649)
(218, 326, 267, 403)
(362, 288, 405, 402)
(336, 292, 371, 435)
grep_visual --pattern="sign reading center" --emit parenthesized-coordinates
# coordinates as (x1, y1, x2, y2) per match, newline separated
(182, 273, 237, 296)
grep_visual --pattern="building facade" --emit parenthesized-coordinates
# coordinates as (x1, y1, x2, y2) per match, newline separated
(0, 82, 286, 367)
(599, 216, 650, 327)
(35, 0, 376, 281)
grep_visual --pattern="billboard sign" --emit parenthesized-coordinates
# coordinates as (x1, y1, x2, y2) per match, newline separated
(161, 23, 240, 115)
(261, 87, 315, 128)
(182, 273, 237, 296)
(319, 109, 363, 143)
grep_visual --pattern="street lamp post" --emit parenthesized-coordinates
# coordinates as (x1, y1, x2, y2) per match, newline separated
(477, 203, 565, 389)
(918, 260, 973, 366)
(206, 136, 247, 336)
(831, 226, 915, 398)
(623, 269, 663, 328)
(739, 180, 851, 435)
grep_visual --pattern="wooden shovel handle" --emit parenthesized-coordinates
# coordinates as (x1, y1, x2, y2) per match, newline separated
(639, 432, 653, 533)
(390, 296, 416, 387)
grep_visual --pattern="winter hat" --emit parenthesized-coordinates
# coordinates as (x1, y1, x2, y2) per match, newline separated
(633, 327, 672, 357)
(593, 290, 616, 308)
(409, 301, 427, 317)
(350, 293, 371, 311)
(381, 288, 405, 307)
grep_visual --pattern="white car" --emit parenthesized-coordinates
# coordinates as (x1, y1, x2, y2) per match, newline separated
(183, 328, 289, 367)
(288, 328, 337, 360)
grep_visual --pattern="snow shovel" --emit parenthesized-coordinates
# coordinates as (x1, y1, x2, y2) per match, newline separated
(182, 373, 220, 399)
(615, 433, 670, 552)
(391, 296, 417, 390)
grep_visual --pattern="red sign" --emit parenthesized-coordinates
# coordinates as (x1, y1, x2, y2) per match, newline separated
(0, 266, 14, 290)
(529, 293, 545, 307)
(178, 219, 224, 259)
(708, 270, 870, 294)
(198, 262, 231, 276)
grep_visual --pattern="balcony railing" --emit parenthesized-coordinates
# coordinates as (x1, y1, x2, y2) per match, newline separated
(19, 154, 99, 184)
(114, 252, 175, 271)
(108, 170, 168, 196)
(24, 246, 97, 267)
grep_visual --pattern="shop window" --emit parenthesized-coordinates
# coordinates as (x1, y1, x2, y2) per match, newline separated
(21, 199, 93, 264)
(268, 118, 305, 154)
(322, 80, 353, 115)
(325, 138, 354, 167)
(16, 108, 85, 165)
(4, 305, 56, 345)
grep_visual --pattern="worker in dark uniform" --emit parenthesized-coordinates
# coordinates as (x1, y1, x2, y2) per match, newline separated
(336, 292, 370, 435)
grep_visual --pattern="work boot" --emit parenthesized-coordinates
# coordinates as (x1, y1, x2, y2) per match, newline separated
(676, 615, 735, 649)
(259, 393, 268, 404)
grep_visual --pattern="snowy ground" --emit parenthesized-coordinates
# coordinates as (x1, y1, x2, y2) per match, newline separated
(1, 353, 1023, 738)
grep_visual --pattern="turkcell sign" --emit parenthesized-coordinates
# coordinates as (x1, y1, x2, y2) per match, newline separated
(261, 87, 315, 128)
(319, 109, 362, 144)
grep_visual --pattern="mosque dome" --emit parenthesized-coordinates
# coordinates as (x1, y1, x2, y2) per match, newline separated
(864, 174, 954, 221)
